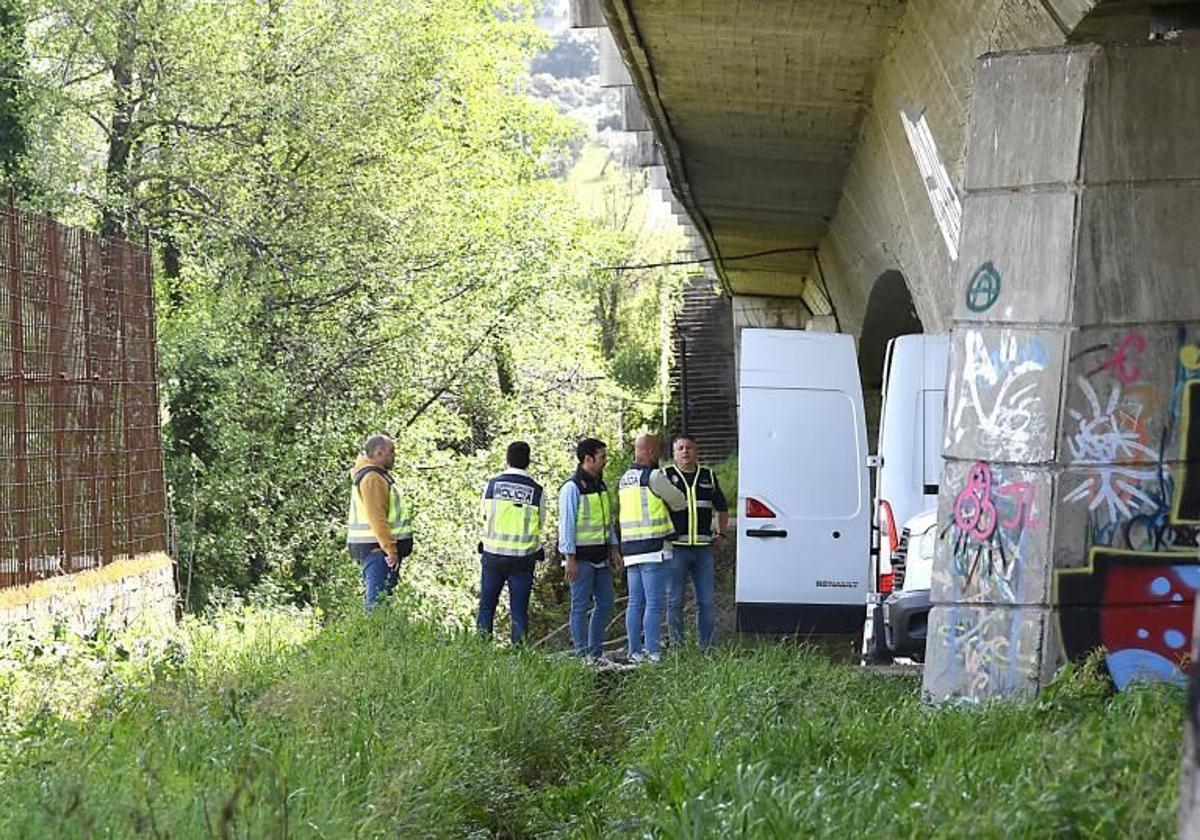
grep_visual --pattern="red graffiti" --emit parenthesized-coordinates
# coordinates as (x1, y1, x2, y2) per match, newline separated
(997, 481, 1040, 531)
(954, 462, 998, 542)
(1100, 332, 1147, 386)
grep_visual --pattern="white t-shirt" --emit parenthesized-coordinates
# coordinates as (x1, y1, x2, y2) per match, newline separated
(623, 546, 672, 567)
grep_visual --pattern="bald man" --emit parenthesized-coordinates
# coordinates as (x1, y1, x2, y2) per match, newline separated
(616, 434, 686, 663)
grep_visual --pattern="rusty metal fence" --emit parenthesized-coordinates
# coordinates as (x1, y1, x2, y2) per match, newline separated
(1, 199, 167, 589)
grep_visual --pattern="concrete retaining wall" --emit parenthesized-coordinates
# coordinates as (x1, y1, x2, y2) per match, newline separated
(0, 553, 176, 640)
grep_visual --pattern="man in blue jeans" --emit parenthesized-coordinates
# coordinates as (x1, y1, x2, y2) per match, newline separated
(558, 438, 621, 658)
(618, 434, 687, 663)
(477, 441, 545, 643)
(346, 434, 414, 612)
(664, 436, 729, 648)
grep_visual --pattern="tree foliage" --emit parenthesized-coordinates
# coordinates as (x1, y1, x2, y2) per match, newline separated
(16, 0, 686, 615)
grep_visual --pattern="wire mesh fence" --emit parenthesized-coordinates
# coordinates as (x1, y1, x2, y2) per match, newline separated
(0, 198, 167, 589)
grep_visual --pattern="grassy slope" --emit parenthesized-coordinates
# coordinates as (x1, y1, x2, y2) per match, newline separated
(0, 603, 1184, 838)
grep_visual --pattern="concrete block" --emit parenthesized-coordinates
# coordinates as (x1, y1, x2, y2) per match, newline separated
(1043, 0, 1098, 32)
(1082, 43, 1200, 183)
(964, 47, 1093, 190)
(923, 603, 1049, 701)
(944, 325, 1065, 464)
(598, 29, 632, 87)
(932, 460, 1055, 606)
(621, 87, 650, 132)
(631, 132, 661, 167)
(568, 0, 604, 29)
(1074, 184, 1200, 325)
(955, 191, 1077, 325)
(1059, 323, 1199, 467)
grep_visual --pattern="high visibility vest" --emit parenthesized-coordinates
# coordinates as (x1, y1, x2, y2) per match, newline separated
(346, 466, 412, 545)
(666, 465, 718, 546)
(573, 481, 612, 548)
(618, 465, 673, 553)
(481, 473, 543, 558)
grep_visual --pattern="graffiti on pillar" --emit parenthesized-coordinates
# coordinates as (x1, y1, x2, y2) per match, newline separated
(944, 461, 1042, 604)
(1062, 375, 1160, 522)
(1057, 548, 1200, 690)
(1095, 331, 1146, 386)
(932, 605, 1040, 700)
(947, 330, 1050, 462)
(1058, 329, 1200, 689)
(965, 261, 1002, 313)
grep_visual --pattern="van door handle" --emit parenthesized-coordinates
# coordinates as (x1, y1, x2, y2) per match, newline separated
(746, 529, 788, 538)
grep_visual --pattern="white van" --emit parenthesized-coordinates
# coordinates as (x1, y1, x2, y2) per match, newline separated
(862, 333, 949, 662)
(736, 329, 870, 634)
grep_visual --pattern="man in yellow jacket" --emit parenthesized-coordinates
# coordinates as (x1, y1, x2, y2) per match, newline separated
(346, 434, 413, 612)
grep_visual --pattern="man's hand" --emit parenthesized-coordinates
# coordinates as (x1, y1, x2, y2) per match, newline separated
(609, 547, 623, 572)
(565, 556, 579, 584)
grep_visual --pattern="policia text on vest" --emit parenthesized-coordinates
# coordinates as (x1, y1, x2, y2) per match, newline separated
(478, 441, 546, 643)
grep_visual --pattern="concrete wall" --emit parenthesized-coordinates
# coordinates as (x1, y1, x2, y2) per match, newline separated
(0, 553, 176, 640)
(817, 0, 1066, 342)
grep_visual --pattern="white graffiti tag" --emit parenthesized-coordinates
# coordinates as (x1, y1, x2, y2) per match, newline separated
(1063, 376, 1158, 523)
(949, 330, 1047, 461)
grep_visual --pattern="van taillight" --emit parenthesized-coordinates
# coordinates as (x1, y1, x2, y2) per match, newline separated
(879, 500, 898, 553)
(745, 498, 775, 518)
(879, 572, 895, 594)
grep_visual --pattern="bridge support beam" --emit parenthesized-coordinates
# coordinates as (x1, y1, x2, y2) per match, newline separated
(924, 41, 1200, 701)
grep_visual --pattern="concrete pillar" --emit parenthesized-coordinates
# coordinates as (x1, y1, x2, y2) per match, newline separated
(598, 29, 632, 87)
(621, 88, 651, 132)
(731, 294, 810, 389)
(924, 42, 1200, 701)
(568, 0, 604, 29)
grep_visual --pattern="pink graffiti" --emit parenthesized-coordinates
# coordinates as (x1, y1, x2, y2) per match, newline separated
(1100, 332, 1147, 386)
(997, 481, 1040, 531)
(954, 461, 998, 542)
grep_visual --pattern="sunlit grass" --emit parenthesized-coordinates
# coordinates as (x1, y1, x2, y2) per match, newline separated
(0, 600, 1184, 838)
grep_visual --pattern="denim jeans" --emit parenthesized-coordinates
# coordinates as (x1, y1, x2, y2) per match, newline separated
(477, 555, 536, 643)
(667, 544, 716, 648)
(569, 562, 615, 657)
(626, 561, 667, 658)
(356, 548, 399, 613)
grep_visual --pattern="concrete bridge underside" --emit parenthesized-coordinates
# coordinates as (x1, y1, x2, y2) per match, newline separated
(601, 0, 1199, 333)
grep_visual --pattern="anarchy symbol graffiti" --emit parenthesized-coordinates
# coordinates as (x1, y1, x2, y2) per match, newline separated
(966, 261, 1002, 313)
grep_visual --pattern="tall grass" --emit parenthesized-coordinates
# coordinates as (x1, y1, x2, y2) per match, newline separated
(0, 602, 1184, 838)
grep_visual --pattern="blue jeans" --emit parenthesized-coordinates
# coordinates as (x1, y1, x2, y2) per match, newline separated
(356, 548, 399, 613)
(667, 544, 716, 648)
(569, 562, 615, 656)
(626, 561, 667, 658)
(477, 556, 535, 643)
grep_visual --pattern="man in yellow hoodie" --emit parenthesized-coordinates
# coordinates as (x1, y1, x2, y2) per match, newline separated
(346, 434, 413, 611)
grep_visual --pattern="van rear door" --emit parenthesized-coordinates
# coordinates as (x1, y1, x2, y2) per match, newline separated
(736, 329, 870, 634)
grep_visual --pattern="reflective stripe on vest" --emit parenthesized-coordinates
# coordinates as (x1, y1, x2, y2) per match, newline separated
(618, 467, 672, 541)
(574, 486, 611, 547)
(672, 463, 715, 547)
(347, 470, 412, 544)
(668, 465, 714, 546)
(481, 476, 542, 557)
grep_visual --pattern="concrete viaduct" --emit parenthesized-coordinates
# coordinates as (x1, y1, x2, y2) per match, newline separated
(572, 0, 1200, 711)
